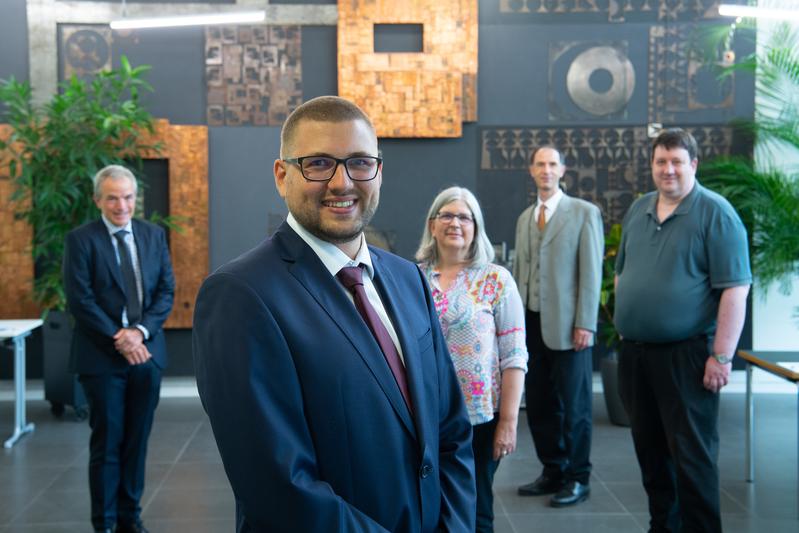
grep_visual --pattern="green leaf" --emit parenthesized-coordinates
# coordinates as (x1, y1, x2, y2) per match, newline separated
(0, 58, 172, 310)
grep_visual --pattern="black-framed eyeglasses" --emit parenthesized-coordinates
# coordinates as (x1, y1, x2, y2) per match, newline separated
(283, 155, 382, 182)
(433, 212, 474, 225)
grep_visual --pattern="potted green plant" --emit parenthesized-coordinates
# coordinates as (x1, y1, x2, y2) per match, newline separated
(0, 56, 160, 417)
(696, 22, 799, 314)
(598, 223, 629, 426)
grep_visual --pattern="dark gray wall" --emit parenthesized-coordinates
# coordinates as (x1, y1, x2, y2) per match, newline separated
(208, 126, 284, 269)
(114, 26, 207, 125)
(0, 0, 755, 378)
(0, 0, 29, 108)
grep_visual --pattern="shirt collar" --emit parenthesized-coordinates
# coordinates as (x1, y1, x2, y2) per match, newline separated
(101, 215, 133, 236)
(645, 181, 702, 217)
(286, 213, 374, 279)
(538, 187, 563, 211)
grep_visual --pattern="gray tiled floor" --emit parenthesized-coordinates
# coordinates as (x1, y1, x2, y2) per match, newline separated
(0, 389, 796, 532)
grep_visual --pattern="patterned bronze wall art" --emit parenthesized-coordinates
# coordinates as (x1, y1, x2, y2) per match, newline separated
(550, 41, 636, 120)
(139, 120, 209, 328)
(648, 24, 734, 124)
(206, 25, 302, 126)
(479, 125, 733, 225)
(60, 24, 112, 82)
(338, 0, 478, 138)
(499, 0, 723, 22)
(0, 126, 38, 319)
(0, 121, 208, 327)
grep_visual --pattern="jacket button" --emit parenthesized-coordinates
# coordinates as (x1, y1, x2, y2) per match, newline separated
(419, 464, 433, 478)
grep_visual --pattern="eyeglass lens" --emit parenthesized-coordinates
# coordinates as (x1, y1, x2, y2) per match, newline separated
(437, 213, 473, 224)
(301, 156, 379, 181)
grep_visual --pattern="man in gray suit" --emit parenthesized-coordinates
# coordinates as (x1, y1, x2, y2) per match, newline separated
(512, 146, 603, 507)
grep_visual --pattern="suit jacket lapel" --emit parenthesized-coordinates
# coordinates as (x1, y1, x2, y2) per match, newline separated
(370, 252, 421, 440)
(93, 219, 126, 292)
(132, 219, 152, 305)
(275, 224, 417, 439)
(541, 195, 572, 247)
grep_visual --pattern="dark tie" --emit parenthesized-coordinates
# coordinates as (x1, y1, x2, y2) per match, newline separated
(113, 230, 142, 325)
(337, 265, 413, 413)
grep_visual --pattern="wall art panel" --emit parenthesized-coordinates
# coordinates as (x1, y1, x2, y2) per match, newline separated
(60, 24, 112, 81)
(550, 41, 637, 121)
(338, 0, 478, 138)
(648, 23, 735, 124)
(497, 0, 723, 22)
(0, 121, 208, 327)
(206, 25, 302, 126)
(479, 124, 733, 226)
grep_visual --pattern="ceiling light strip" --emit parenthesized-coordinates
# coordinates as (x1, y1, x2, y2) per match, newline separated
(718, 4, 799, 21)
(110, 11, 266, 30)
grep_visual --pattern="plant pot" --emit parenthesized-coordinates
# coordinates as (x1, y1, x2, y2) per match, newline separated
(600, 353, 629, 427)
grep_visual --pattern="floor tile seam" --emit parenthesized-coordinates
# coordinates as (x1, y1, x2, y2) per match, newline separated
(141, 420, 205, 514)
(629, 512, 650, 532)
(3, 463, 67, 526)
(593, 472, 635, 517)
(493, 485, 520, 533)
(720, 485, 751, 513)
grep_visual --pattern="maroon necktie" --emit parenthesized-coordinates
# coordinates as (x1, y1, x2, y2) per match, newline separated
(337, 265, 413, 413)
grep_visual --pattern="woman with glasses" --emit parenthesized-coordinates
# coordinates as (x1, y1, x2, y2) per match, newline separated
(416, 187, 528, 533)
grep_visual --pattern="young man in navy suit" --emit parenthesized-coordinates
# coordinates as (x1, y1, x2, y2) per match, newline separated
(193, 96, 476, 532)
(64, 165, 175, 533)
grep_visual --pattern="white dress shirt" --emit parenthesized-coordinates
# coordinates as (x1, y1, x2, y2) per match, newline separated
(100, 215, 149, 339)
(534, 187, 564, 226)
(286, 214, 405, 364)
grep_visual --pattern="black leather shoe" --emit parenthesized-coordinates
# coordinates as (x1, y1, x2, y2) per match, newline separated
(517, 474, 564, 496)
(550, 481, 590, 507)
(115, 523, 149, 533)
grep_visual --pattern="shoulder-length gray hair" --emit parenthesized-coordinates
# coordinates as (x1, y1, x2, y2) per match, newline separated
(415, 186, 495, 267)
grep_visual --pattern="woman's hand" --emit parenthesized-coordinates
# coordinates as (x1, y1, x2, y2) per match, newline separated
(493, 416, 518, 460)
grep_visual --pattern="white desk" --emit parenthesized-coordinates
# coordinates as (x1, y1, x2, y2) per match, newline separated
(0, 319, 42, 448)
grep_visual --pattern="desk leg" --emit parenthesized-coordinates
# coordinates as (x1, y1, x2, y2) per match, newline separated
(4, 335, 35, 448)
(745, 362, 754, 482)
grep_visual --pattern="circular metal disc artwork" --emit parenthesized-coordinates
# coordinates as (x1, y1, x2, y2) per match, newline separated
(566, 46, 635, 116)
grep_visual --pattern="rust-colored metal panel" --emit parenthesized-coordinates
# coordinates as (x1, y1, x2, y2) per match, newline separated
(0, 124, 38, 318)
(0, 120, 208, 327)
(338, 0, 478, 138)
(141, 120, 209, 329)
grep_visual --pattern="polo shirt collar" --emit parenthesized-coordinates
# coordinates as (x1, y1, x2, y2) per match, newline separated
(646, 182, 702, 218)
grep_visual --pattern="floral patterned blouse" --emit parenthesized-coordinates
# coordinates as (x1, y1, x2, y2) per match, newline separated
(421, 262, 528, 425)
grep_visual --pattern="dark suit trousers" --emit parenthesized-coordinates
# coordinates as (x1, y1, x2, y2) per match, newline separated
(472, 416, 501, 533)
(618, 337, 721, 533)
(80, 361, 161, 530)
(524, 310, 592, 484)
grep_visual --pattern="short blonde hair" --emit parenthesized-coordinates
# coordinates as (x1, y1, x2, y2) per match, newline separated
(415, 186, 495, 267)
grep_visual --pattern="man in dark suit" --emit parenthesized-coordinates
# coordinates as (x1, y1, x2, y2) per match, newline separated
(64, 165, 175, 533)
(193, 96, 476, 532)
(512, 147, 604, 507)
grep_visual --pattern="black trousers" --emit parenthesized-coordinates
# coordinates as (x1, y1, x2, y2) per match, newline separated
(618, 337, 721, 533)
(524, 310, 593, 484)
(80, 361, 161, 530)
(472, 417, 501, 533)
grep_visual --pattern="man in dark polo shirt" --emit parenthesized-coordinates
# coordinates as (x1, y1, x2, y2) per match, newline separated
(614, 128, 751, 533)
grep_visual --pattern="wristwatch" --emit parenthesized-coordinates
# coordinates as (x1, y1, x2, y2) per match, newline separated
(713, 353, 734, 364)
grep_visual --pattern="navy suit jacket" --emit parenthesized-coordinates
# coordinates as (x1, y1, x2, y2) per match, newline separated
(193, 222, 476, 532)
(63, 218, 175, 374)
